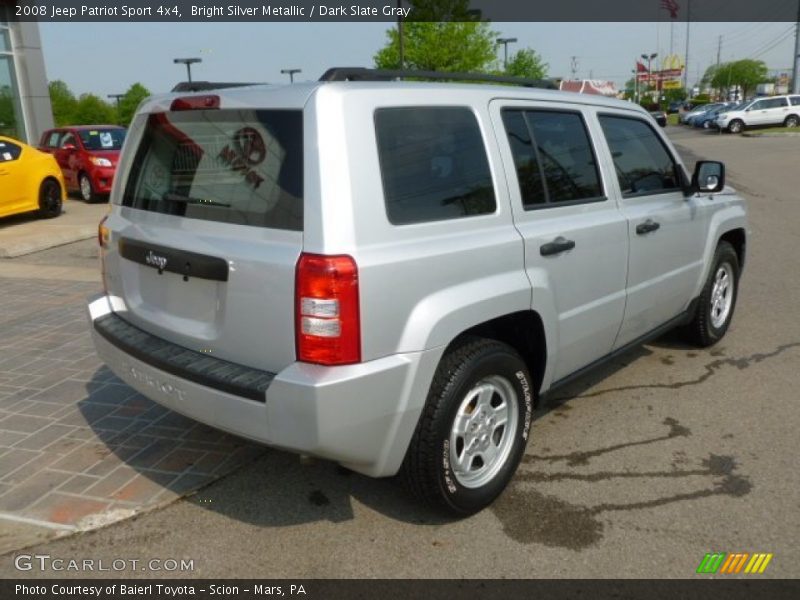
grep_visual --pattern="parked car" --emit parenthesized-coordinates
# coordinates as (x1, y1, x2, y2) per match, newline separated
(649, 110, 667, 127)
(38, 126, 126, 203)
(667, 101, 684, 114)
(87, 69, 748, 515)
(0, 135, 65, 219)
(684, 103, 728, 126)
(679, 104, 707, 124)
(715, 94, 800, 133)
(693, 103, 738, 129)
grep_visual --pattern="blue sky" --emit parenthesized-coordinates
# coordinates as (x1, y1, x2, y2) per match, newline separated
(39, 21, 797, 98)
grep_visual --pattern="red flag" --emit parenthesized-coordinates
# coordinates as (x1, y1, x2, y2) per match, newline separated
(661, 0, 680, 19)
(637, 61, 649, 73)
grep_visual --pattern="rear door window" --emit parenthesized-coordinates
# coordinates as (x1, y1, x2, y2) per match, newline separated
(122, 110, 303, 231)
(501, 109, 603, 208)
(375, 107, 496, 225)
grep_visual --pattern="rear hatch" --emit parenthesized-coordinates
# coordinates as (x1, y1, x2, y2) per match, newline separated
(102, 98, 305, 373)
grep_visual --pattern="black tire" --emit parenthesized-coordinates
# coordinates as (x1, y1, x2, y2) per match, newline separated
(401, 338, 534, 516)
(784, 115, 799, 128)
(38, 179, 63, 218)
(79, 172, 98, 203)
(684, 241, 740, 347)
(728, 119, 744, 134)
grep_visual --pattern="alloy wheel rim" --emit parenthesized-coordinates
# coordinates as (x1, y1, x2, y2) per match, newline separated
(710, 263, 734, 329)
(449, 375, 518, 489)
(80, 176, 92, 201)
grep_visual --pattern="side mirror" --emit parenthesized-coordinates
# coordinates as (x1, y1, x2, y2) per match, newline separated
(62, 143, 77, 151)
(692, 161, 725, 194)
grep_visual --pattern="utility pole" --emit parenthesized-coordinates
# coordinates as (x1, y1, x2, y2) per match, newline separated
(683, 0, 691, 92)
(570, 56, 578, 79)
(397, 0, 404, 69)
(716, 35, 722, 100)
(792, 0, 800, 93)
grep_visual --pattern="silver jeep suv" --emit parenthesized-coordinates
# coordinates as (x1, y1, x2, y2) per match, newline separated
(87, 68, 748, 515)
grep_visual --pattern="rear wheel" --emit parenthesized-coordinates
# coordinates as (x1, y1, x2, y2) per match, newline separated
(728, 119, 744, 134)
(79, 172, 98, 203)
(684, 241, 739, 347)
(401, 338, 534, 516)
(784, 115, 799, 128)
(38, 179, 62, 218)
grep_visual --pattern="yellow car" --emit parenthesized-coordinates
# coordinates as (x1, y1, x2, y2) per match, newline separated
(0, 135, 66, 219)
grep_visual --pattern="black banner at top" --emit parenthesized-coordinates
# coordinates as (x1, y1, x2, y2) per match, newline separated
(4, 0, 800, 22)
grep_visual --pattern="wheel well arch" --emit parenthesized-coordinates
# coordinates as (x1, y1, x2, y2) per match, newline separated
(40, 175, 62, 194)
(445, 311, 547, 399)
(719, 228, 746, 270)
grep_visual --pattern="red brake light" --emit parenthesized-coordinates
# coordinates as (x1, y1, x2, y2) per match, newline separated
(170, 95, 220, 111)
(295, 253, 361, 366)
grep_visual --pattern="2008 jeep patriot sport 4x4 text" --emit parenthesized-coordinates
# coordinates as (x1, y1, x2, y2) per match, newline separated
(87, 68, 747, 515)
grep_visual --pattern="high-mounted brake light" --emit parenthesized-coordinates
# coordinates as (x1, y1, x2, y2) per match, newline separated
(170, 95, 220, 111)
(295, 253, 361, 366)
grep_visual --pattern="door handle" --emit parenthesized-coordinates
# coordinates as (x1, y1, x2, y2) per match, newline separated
(636, 219, 661, 235)
(540, 236, 576, 256)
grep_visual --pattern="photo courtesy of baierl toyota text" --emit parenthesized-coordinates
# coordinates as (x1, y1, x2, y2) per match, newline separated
(1, 0, 799, 598)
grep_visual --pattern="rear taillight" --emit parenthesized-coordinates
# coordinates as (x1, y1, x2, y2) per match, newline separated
(295, 253, 361, 366)
(170, 95, 220, 111)
(98, 215, 110, 293)
(98, 215, 109, 248)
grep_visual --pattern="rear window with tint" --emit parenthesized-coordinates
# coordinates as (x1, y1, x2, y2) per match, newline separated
(375, 107, 496, 225)
(122, 110, 303, 231)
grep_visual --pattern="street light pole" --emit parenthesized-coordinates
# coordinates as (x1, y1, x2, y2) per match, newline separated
(107, 94, 123, 124)
(496, 37, 518, 71)
(173, 58, 202, 83)
(280, 68, 301, 83)
(641, 52, 658, 101)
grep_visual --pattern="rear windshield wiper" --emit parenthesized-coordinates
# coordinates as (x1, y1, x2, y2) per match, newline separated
(163, 193, 230, 208)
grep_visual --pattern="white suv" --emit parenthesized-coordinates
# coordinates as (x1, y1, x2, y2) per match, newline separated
(716, 94, 800, 133)
(88, 68, 748, 515)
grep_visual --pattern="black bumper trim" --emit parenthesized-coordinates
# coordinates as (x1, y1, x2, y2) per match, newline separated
(94, 313, 274, 402)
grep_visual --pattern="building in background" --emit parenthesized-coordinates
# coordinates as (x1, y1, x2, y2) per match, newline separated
(558, 80, 618, 97)
(0, 5, 53, 143)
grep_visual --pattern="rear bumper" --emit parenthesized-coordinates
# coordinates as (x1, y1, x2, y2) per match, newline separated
(87, 294, 436, 477)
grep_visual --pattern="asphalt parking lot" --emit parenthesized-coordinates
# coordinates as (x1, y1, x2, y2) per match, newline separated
(1, 126, 798, 578)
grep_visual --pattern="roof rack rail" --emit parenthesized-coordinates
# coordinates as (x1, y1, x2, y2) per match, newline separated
(319, 67, 558, 90)
(171, 81, 264, 93)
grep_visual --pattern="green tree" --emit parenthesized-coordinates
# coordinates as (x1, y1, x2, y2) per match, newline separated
(71, 93, 115, 125)
(48, 80, 78, 126)
(117, 82, 151, 126)
(711, 59, 768, 99)
(503, 48, 548, 79)
(374, 21, 497, 72)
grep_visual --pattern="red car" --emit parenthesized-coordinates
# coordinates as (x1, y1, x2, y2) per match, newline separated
(38, 126, 126, 202)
